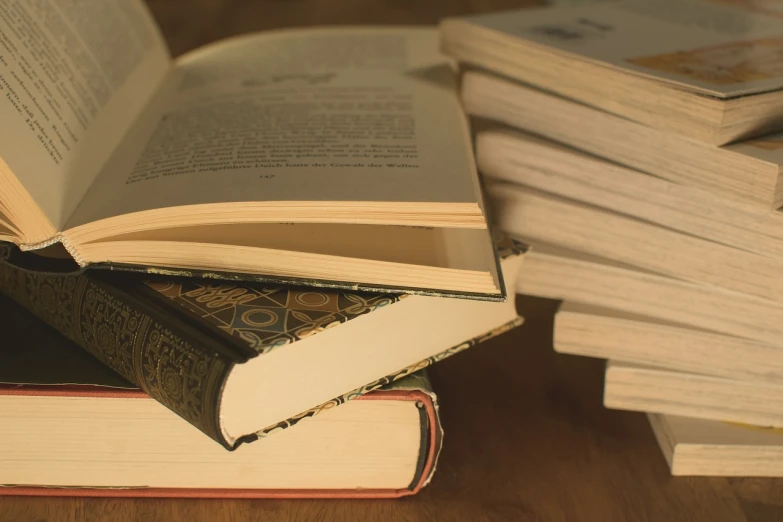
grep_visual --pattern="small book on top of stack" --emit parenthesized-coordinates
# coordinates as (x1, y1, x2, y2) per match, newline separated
(441, 0, 783, 477)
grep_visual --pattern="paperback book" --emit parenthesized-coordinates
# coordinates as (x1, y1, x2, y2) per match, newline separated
(442, 0, 783, 145)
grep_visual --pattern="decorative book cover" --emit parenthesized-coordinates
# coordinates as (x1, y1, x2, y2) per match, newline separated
(0, 304, 442, 497)
(0, 235, 524, 450)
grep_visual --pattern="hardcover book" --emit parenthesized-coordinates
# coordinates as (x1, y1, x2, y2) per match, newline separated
(0, 236, 524, 450)
(0, 1, 502, 299)
(441, 0, 783, 145)
(0, 300, 442, 497)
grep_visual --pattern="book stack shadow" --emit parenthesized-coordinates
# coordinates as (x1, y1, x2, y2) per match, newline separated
(440, 1, 783, 477)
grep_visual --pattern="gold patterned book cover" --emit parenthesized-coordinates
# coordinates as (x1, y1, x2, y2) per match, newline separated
(0, 301, 443, 497)
(0, 236, 524, 449)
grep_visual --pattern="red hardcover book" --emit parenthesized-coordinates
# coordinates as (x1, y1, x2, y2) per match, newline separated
(0, 297, 442, 498)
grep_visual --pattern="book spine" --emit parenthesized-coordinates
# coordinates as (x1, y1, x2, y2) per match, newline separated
(0, 258, 235, 449)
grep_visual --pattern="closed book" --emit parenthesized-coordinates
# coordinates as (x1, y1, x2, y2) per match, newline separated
(512, 242, 783, 348)
(464, 72, 783, 209)
(604, 362, 783, 429)
(648, 413, 783, 478)
(441, 0, 783, 145)
(0, 0, 501, 299)
(554, 302, 783, 386)
(486, 178, 783, 304)
(0, 237, 524, 450)
(0, 300, 441, 497)
(476, 127, 783, 256)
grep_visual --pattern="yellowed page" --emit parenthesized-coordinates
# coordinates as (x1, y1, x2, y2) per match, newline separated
(0, 204, 18, 239)
(0, 221, 15, 239)
(66, 27, 481, 229)
(0, 0, 171, 231)
(89, 223, 492, 271)
(0, 208, 12, 229)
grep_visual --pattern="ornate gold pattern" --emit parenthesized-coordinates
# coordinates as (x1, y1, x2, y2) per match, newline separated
(0, 233, 525, 448)
(145, 281, 403, 354)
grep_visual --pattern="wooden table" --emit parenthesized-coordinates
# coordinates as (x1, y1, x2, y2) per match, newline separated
(3, 1, 783, 520)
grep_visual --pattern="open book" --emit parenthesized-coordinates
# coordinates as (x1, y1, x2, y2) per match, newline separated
(0, 1, 501, 298)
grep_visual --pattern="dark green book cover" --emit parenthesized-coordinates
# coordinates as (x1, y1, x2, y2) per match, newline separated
(0, 237, 524, 450)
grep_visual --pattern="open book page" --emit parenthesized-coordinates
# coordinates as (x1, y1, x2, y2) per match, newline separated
(462, 0, 783, 97)
(0, 0, 170, 232)
(65, 27, 481, 229)
(85, 223, 492, 271)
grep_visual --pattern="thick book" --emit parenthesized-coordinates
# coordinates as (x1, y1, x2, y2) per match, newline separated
(0, 236, 524, 450)
(0, 1, 502, 299)
(604, 361, 783, 429)
(0, 302, 441, 497)
(554, 301, 783, 386)
(648, 413, 783, 478)
(486, 178, 783, 303)
(441, 0, 783, 145)
(512, 242, 783, 348)
(464, 72, 783, 209)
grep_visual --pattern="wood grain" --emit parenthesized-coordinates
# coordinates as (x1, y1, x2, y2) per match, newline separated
(2, 1, 783, 520)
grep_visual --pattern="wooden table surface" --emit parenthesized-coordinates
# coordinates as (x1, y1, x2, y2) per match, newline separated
(4, 1, 783, 521)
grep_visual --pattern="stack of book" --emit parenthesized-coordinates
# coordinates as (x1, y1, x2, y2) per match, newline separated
(0, 1, 529, 497)
(441, 0, 783, 477)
